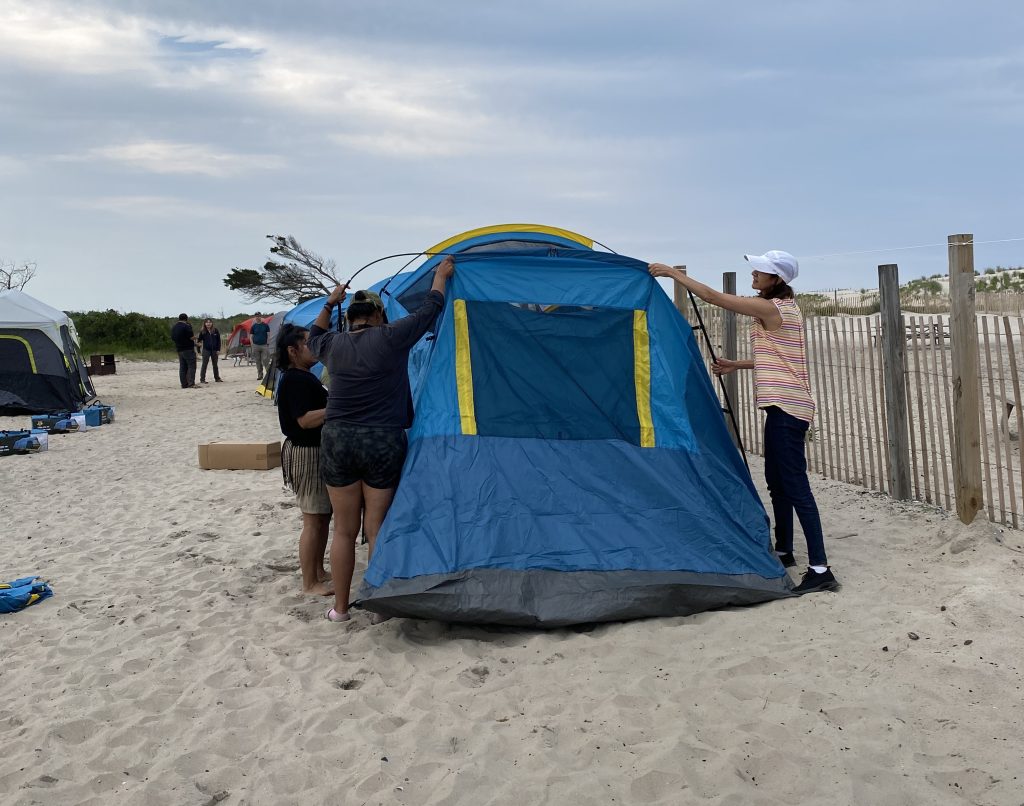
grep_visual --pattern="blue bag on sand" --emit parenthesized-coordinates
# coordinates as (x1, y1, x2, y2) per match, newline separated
(0, 577, 53, 613)
(86, 402, 115, 425)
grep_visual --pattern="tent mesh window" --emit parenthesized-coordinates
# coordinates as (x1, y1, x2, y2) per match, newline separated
(462, 301, 643, 444)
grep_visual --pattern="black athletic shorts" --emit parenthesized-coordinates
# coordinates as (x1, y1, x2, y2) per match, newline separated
(320, 420, 408, 489)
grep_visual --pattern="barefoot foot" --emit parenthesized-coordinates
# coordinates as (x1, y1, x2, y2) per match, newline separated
(303, 582, 335, 597)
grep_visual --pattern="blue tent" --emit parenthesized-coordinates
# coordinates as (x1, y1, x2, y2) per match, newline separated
(284, 295, 341, 329)
(356, 228, 794, 627)
(380, 225, 596, 398)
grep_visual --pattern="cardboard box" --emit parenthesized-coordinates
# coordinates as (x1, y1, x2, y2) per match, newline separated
(0, 430, 44, 457)
(199, 441, 281, 470)
(30, 413, 84, 433)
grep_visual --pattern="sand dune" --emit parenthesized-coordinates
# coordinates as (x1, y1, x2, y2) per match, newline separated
(1, 360, 1022, 805)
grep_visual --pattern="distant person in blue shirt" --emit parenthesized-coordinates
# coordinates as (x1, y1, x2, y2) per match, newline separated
(250, 313, 271, 378)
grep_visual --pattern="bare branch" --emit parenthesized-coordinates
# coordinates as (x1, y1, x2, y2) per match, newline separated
(224, 235, 342, 306)
(0, 259, 37, 291)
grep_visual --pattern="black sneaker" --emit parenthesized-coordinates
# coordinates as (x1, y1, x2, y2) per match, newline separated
(776, 552, 796, 568)
(792, 567, 840, 595)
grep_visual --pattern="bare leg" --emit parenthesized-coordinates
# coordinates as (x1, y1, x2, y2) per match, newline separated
(361, 483, 397, 561)
(328, 482, 363, 616)
(299, 512, 333, 595)
(360, 483, 397, 625)
(314, 513, 331, 582)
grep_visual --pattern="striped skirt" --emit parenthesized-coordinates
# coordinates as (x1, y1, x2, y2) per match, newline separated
(281, 439, 324, 500)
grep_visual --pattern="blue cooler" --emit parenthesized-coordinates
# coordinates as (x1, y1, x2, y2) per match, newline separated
(79, 402, 115, 426)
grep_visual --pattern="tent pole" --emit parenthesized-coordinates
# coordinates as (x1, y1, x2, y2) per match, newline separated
(686, 289, 750, 472)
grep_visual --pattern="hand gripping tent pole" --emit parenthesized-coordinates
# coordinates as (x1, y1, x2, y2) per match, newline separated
(329, 252, 448, 332)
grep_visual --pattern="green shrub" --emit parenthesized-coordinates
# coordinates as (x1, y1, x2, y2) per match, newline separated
(67, 310, 251, 355)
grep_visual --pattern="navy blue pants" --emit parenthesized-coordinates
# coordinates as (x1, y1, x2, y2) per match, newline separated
(763, 406, 828, 567)
(178, 349, 196, 388)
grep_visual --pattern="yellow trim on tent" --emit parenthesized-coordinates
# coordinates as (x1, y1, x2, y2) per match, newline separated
(423, 223, 594, 256)
(453, 299, 477, 436)
(0, 335, 38, 373)
(633, 310, 655, 448)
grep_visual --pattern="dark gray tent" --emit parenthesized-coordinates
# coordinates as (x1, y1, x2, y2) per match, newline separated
(0, 289, 96, 414)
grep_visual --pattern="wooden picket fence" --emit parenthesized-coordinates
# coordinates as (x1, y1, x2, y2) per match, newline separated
(794, 289, 1024, 317)
(687, 301, 1024, 530)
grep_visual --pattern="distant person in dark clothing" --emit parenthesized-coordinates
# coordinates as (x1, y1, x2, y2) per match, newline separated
(170, 313, 197, 389)
(276, 324, 332, 596)
(308, 256, 454, 623)
(197, 319, 223, 383)
(250, 313, 271, 378)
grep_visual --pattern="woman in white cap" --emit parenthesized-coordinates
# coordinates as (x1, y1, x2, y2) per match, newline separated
(649, 252, 838, 595)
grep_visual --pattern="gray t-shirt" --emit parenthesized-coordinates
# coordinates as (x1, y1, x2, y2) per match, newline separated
(307, 290, 444, 428)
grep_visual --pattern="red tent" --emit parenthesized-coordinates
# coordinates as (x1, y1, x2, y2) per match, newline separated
(224, 317, 258, 356)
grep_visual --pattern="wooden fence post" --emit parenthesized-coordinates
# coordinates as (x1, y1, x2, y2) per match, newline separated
(948, 233, 983, 524)
(878, 264, 913, 499)
(722, 272, 740, 450)
(672, 266, 690, 326)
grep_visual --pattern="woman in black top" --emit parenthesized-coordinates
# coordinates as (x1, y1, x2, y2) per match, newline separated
(308, 256, 454, 623)
(276, 324, 332, 596)
(197, 319, 223, 383)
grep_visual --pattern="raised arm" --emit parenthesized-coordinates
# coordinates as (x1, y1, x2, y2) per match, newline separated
(312, 286, 348, 333)
(649, 263, 782, 330)
(387, 256, 454, 349)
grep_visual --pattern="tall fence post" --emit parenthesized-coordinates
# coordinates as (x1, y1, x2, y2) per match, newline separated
(672, 266, 690, 327)
(948, 233, 983, 524)
(878, 264, 912, 500)
(722, 272, 740, 450)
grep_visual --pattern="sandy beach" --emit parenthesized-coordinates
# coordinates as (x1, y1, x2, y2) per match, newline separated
(2, 359, 1023, 806)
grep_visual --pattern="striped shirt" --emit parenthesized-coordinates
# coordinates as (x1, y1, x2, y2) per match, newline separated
(751, 298, 816, 424)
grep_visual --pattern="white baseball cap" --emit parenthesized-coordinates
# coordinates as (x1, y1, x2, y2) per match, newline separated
(744, 250, 799, 284)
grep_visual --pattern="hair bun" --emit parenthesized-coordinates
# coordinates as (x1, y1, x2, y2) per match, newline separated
(354, 290, 368, 301)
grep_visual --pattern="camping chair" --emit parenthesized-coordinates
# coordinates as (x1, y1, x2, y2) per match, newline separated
(230, 342, 255, 367)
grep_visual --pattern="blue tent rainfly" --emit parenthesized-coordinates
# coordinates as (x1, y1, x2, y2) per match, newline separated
(354, 225, 794, 627)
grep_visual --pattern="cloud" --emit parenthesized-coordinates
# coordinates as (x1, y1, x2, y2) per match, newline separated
(0, 155, 28, 177)
(0, 1, 505, 159)
(62, 194, 262, 223)
(54, 140, 285, 177)
(0, 1, 155, 76)
(0, 1, 668, 163)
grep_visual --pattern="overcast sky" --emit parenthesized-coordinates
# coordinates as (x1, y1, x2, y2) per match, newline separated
(1, 0, 1022, 316)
